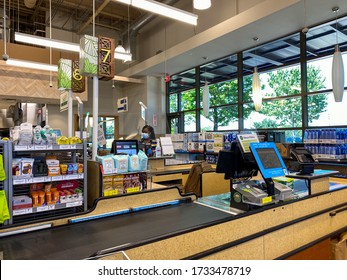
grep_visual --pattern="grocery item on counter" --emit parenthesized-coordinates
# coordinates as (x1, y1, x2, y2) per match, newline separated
(113, 154, 129, 173)
(137, 150, 148, 171)
(128, 154, 140, 172)
(96, 155, 115, 174)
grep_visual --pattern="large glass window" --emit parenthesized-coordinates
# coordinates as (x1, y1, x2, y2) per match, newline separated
(169, 93, 178, 113)
(166, 15, 347, 137)
(244, 97, 302, 129)
(184, 111, 196, 132)
(181, 89, 196, 111)
(308, 92, 347, 126)
(200, 106, 239, 131)
(199, 79, 238, 108)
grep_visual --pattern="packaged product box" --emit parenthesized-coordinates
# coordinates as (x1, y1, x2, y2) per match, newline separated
(113, 174, 124, 194)
(103, 176, 113, 189)
(123, 174, 134, 193)
(60, 164, 68, 175)
(21, 158, 34, 176)
(273, 176, 294, 189)
(131, 173, 142, 192)
(13, 195, 32, 210)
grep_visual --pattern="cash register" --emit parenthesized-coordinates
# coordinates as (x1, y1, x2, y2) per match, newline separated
(216, 137, 293, 211)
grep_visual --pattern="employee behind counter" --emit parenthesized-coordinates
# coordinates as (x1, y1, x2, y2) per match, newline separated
(139, 125, 157, 157)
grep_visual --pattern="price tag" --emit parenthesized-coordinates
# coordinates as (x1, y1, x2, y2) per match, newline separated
(46, 145, 53, 150)
(59, 145, 71, 149)
(47, 205, 56, 210)
(78, 174, 84, 179)
(26, 178, 33, 184)
(44, 176, 52, 182)
(262, 196, 273, 204)
(66, 174, 79, 180)
(14, 145, 28, 151)
(13, 179, 27, 185)
(35, 145, 47, 150)
(33, 177, 45, 183)
(13, 208, 33, 216)
(37, 206, 49, 212)
(125, 187, 140, 193)
(104, 190, 119, 196)
(51, 176, 63, 181)
(66, 201, 83, 207)
(27, 145, 35, 150)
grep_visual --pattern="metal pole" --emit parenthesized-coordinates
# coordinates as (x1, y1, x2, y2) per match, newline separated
(68, 89, 73, 137)
(92, 76, 99, 160)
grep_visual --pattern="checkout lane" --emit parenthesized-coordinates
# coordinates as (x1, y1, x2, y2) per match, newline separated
(0, 200, 232, 260)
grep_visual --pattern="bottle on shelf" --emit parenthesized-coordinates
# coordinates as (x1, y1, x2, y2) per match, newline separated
(155, 139, 162, 157)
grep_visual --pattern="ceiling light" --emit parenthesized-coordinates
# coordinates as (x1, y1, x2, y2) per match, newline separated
(6, 58, 58, 72)
(194, 0, 211, 10)
(114, 51, 132, 62)
(15, 32, 80, 52)
(15, 32, 132, 62)
(115, 40, 126, 53)
(252, 67, 262, 111)
(115, 0, 198, 25)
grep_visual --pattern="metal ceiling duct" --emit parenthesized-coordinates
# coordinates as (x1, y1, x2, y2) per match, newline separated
(120, 0, 180, 60)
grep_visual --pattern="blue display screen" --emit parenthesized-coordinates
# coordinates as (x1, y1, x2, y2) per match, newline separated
(249, 142, 287, 179)
(113, 140, 138, 155)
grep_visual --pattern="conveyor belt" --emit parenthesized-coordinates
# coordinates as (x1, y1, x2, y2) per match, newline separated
(0, 202, 232, 260)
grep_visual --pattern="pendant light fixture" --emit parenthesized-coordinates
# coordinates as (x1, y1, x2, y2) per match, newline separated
(193, 0, 211, 10)
(252, 37, 262, 111)
(331, 7, 345, 102)
(202, 64, 210, 117)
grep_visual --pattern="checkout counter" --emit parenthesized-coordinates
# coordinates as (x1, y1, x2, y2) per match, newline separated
(0, 140, 347, 260)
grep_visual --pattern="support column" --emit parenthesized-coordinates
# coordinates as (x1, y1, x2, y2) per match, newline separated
(92, 76, 99, 160)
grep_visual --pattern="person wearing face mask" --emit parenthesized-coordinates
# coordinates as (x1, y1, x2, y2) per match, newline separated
(140, 125, 156, 156)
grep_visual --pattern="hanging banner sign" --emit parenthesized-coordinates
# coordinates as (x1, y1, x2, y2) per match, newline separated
(60, 91, 69, 112)
(72, 60, 85, 93)
(80, 34, 98, 76)
(58, 59, 72, 90)
(97, 123, 107, 146)
(117, 97, 128, 113)
(98, 36, 115, 81)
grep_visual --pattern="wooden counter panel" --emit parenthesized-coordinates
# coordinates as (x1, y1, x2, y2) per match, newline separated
(201, 173, 230, 197)
(201, 238, 264, 260)
(262, 204, 294, 229)
(264, 227, 295, 259)
(125, 212, 267, 260)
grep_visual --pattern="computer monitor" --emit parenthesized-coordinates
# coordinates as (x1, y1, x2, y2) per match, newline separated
(111, 140, 138, 155)
(216, 141, 258, 179)
(249, 142, 287, 179)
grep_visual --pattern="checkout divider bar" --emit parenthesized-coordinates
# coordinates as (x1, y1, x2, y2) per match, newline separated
(69, 197, 192, 224)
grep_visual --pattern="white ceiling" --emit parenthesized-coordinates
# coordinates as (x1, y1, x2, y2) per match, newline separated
(119, 0, 347, 78)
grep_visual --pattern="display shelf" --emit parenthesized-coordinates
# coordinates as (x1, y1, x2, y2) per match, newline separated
(12, 200, 83, 216)
(2, 140, 88, 226)
(12, 174, 84, 185)
(13, 144, 84, 151)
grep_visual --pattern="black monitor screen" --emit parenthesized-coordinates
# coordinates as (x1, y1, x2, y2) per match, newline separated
(216, 142, 258, 179)
(111, 140, 138, 155)
(255, 148, 282, 169)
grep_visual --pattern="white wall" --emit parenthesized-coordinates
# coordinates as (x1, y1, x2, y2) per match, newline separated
(136, 0, 266, 62)
(46, 104, 72, 136)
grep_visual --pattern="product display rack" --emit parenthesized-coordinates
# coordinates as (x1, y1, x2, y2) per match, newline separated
(0, 140, 10, 225)
(4, 141, 88, 225)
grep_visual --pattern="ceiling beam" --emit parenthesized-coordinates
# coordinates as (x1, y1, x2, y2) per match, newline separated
(77, 0, 112, 34)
